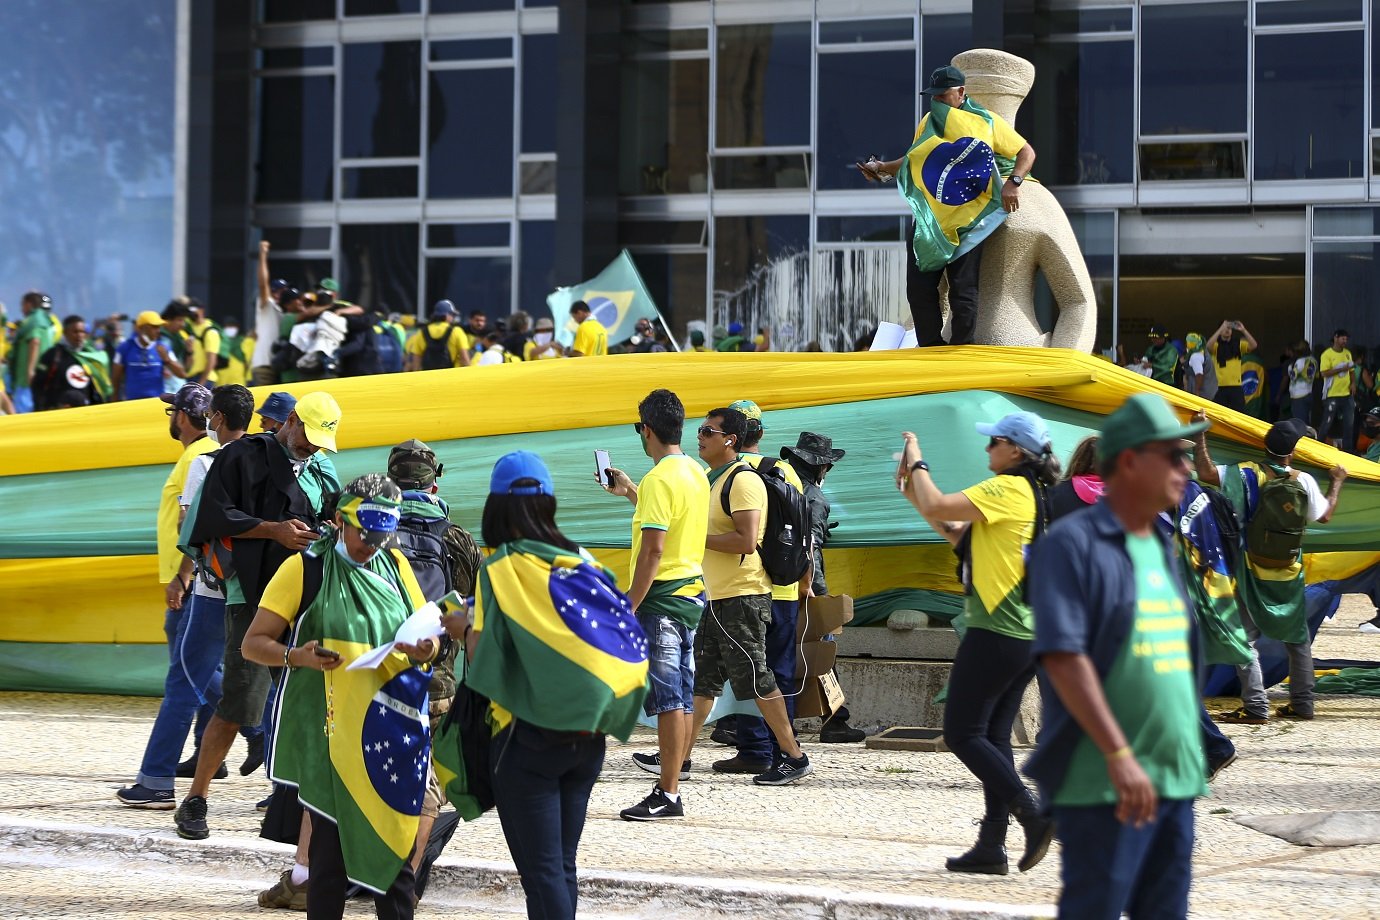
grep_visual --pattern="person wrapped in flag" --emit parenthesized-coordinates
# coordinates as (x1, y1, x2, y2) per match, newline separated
(858, 64, 1036, 347)
(242, 473, 439, 920)
(453, 450, 648, 920)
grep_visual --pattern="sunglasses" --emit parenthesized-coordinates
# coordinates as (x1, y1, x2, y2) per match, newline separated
(1138, 444, 1193, 467)
(632, 422, 644, 434)
(986, 436, 1011, 450)
(697, 425, 728, 438)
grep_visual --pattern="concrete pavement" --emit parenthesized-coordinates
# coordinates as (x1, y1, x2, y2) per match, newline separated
(3, 599, 1380, 918)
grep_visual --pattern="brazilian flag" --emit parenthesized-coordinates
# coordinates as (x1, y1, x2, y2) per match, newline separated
(466, 539, 649, 740)
(1241, 352, 1267, 419)
(1174, 481, 1252, 665)
(897, 98, 1011, 272)
(270, 540, 431, 894)
(1220, 464, 1310, 644)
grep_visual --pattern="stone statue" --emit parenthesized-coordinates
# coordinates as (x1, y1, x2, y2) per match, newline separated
(949, 49, 1098, 352)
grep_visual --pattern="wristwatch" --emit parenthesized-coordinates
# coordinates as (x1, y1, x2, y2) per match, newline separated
(910, 460, 930, 473)
(1009, 174, 1024, 186)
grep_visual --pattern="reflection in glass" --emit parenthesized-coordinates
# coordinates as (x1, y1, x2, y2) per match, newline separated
(629, 251, 707, 334)
(520, 161, 556, 195)
(340, 224, 419, 316)
(518, 221, 556, 315)
(620, 49, 709, 194)
(426, 256, 513, 318)
(1138, 142, 1246, 181)
(1140, 3, 1246, 136)
(1255, 0, 1362, 26)
(1254, 31, 1364, 180)
(428, 223, 511, 248)
(431, 39, 512, 62)
(1044, 7, 1134, 33)
(261, 47, 333, 69)
(429, 68, 515, 198)
(922, 12, 971, 78)
(522, 34, 558, 153)
(345, 0, 420, 14)
(264, 0, 336, 22)
(1374, 0, 1379, 123)
(713, 216, 809, 345)
(342, 42, 421, 159)
(342, 166, 419, 198)
(1373, 137, 1380, 179)
(715, 23, 812, 148)
(631, 30, 708, 52)
(1066, 212, 1116, 353)
(617, 222, 706, 247)
(1033, 39, 1134, 184)
(818, 19, 913, 44)
(431, 0, 514, 11)
(817, 50, 915, 190)
(816, 216, 904, 242)
(258, 75, 335, 202)
(711, 154, 810, 190)
(1313, 207, 1380, 237)
(1311, 241, 1380, 347)
(260, 227, 332, 251)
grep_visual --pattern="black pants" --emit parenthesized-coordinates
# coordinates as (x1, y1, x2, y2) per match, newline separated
(906, 227, 983, 346)
(307, 812, 415, 920)
(1214, 385, 1245, 414)
(942, 626, 1037, 820)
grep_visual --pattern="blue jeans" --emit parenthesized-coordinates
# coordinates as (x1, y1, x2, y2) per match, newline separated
(137, 595, 227, 790)
(490, 722, 605, 920)
(1054, 798, 1195, 920)
(1199, 704, 1234, 765)
(1290, 394, 1312, 426)
(638, 613, 695, 716)
(1320, 395, 1354, 449)
(736, 599, 799, 762)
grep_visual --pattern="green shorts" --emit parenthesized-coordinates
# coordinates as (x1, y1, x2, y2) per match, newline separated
(217, 603, 273, 726)
(692, 594, 775, 700)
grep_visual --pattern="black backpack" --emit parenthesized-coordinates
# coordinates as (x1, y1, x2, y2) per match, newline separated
(393, 510, 453, 602)
(420, 325, 452, 371)
(720, 458, 811, 587)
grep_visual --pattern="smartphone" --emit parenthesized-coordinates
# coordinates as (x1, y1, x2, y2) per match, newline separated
(312, 645, 341, 661)
(893, 449, 908, 491)
(594, 449, 613, 488)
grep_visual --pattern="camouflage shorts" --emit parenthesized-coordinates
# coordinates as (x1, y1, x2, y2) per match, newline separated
(692, 594, 775, 700)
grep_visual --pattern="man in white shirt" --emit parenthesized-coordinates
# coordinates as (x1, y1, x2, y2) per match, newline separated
(1287, 339, 1318, 424)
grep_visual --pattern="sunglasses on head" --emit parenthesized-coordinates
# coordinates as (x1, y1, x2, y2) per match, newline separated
(697, 425, 728, 438)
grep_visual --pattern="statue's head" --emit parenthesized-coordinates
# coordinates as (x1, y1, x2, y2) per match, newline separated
(952, 49, 1035, 123)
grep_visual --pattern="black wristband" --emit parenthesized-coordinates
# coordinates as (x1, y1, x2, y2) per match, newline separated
(910, 460, 930, 473)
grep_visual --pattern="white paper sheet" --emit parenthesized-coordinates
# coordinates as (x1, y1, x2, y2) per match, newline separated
(869, 321, 906, 351)
(345, 602, 445, 671)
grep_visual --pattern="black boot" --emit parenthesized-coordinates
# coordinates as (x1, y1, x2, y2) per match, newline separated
(1009, 789, 1055, 872)
(944, 818, 1009, 875)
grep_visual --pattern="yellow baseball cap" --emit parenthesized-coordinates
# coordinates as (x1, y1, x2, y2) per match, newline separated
(135, 310, 165, 327)
(295, 391, 342, 452)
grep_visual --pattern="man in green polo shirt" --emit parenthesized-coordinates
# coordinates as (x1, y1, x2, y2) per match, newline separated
(8, 291, 58, 412)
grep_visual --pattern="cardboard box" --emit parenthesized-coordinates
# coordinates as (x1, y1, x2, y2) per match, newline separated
(794, 635, 844, 719)
(798, 594, 853, 641)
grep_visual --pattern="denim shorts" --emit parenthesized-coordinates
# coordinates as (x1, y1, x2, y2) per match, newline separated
(639, 613, 696, 717)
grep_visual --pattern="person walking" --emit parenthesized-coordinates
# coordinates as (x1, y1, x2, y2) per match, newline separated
(896, 411, 1057, 874)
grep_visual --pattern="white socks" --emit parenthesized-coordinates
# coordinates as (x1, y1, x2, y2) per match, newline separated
(290, 863, 310, 886)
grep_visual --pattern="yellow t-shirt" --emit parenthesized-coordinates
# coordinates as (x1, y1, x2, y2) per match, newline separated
(158, 437, 220, 584)
(219, 335, 252, 387)
(703, 461, 770, 600)
(572, 318, 608, 357)
(1211, 340, 1243, 387)
(742, 453, 804, 601)
(631, 454, 710, 590)
(1320, 347, 1354, 399)
(258, 550, 426, 625)
(913, 106, 1027, 167)
(405, 322, 471, 367)
(959, 474, 1036, 640)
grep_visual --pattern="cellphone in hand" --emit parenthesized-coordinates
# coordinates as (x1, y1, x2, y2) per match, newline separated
(594, 449, 614, 487)
(313, 645, 341, 661)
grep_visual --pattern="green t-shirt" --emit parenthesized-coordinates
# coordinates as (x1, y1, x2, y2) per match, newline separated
(1054, 533, 1207, 805)
(10, 309, 57, 380)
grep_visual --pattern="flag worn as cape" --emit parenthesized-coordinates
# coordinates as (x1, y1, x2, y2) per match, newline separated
(467, 539, 649, 741)
(1173, 481, 1253, 665)
(897, 98, 1011, 272)
(1220, 464, 1309, 644)
(269, 539, 430, 894)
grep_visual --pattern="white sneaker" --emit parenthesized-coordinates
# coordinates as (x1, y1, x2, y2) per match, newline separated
(1358, 618, 1380, 634)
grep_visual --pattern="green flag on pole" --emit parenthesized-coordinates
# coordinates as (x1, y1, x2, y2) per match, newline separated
(546, 250, 673, 349)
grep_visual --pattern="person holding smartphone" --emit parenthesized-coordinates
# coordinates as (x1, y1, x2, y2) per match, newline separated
(1204, 320, 1257, 414)
(897, 411, 1058, 876)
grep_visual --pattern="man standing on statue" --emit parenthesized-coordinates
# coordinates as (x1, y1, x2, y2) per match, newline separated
(859, 65, 1036, 347)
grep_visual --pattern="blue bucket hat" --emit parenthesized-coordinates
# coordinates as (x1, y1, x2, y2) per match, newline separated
(257, 391, 297, 425)
(490, 450, 554, 496)
(975, 411, 1051, 456)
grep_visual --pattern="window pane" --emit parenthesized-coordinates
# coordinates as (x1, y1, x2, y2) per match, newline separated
(1313, 207, 1380, 237)
(1311, 242, 1380, 349)
(264, 0, 336, 22)
(342, 165, 418, 198)
(631, 252, 707, 333)
(518, 220, 556, 314)
(260, 227, 332, 251)
(428, 68, 514, 198)
(340, 224, 419, 316)
(342, 42, 421, 158)
(817, 49, 915, 190)
(521, 34, 558, 153)
(817, 216, 904, 242)
(628, 29, 708, 53)
(345, 0, 420, 14)
(428, 223, 510, 248)
(265, 258, 335, 294)
(715, 23, 812, 148)
(431, 39, 512, 62)
(1140, 3, 1246, 135)
(426, 256, 512, 318)
(257, 75, 335, 202)
(620, 54, 709, 194)
(922, 12, 971, 80)
(1045, 7, 1134, 33)
(818, 19, 913, 45)
(617, 222, 705, 247)
(431, 0, 514, 11)
(519, 160, 556, 194)
(261, 47, 333, 69)
(1254, 31, 1365, 180)
(1033, 39, 1134, 184)
(711, 153, 810, 190)
(1256, 0, 1362, 26)
(713, 215, 809, 324)
(1138, 141, 1246, 180)
(1374, 0, 1380, 124)
(1066, 212, 1115, 354)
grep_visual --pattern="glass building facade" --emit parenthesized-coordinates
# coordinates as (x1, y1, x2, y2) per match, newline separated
(181, 0, 1380, 356)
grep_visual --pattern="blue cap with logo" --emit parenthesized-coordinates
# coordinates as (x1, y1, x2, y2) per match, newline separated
(258, 391, 297, 424)
(974, 411, 1052, 456)
(490, 450, 554, 496)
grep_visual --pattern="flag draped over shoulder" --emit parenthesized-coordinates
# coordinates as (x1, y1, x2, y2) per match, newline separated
(1174, 482, 1253, 665)
(467, 539, 649, 741)
(637, 575, 706, 629)
(1220, 465, 1310, 644)
(270, 540, 430, 895)
(897, 98, 1010, 272)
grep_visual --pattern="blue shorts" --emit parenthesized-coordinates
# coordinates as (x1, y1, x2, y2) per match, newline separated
(639, 612, 696, 716)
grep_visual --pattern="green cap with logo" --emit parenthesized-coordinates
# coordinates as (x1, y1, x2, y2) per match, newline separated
(728, 399, 765, 431)
(1097, 393, 1210, 464)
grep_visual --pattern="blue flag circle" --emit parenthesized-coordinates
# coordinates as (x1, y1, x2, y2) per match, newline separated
(362, 668, 431, 816)
(921, 137, 995, 206)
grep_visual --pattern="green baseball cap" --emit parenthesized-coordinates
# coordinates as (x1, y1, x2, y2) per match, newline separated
(920, 65, 965, 96)
(728, 399, 766, 430)
(1097, 394, 1210, 464)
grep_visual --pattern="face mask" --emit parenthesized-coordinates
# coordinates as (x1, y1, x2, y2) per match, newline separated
(224, 326, 239, 339)
(334, 534, 377, 567)
(137, 333, 153, 348)
(534, 332, 553, 346)
(205, 416, 220, 444)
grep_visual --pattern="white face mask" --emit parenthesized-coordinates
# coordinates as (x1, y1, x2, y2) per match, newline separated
(224, 326, 239, 339)
(534, 332, 553, 346)
(137, 333, 153, 347)
(205, 416, 220, 444)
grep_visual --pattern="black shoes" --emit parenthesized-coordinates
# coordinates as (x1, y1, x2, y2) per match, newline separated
(945, 818, 1009, 875)
(1009, 790, 1055, 873)
(240, 734, 266, 776)
(175, 794, 210, 840)
(752, 753, 814, 786)
(819, 720, 865, 743)
(176, 753, 228, 780)
(619, 785, 685, 821)
(711, 755, 771, 774)
(631, 752, 691, 781)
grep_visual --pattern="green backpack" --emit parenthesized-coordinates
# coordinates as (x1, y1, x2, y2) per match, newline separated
(1245, 464, 1310, 567)
(198, 320, 233, 361)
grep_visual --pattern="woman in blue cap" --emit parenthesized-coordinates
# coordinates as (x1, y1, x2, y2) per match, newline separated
(449, 451, 648, 920)
(897, 411, 1059, 877)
